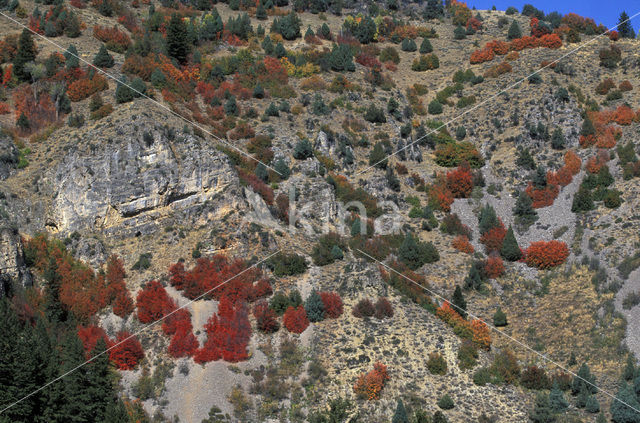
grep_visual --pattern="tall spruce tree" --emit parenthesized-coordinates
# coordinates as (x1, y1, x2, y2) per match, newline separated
(392, 399, 410, 423)
(14, 28, 37, 81)
(549, 381, 569, 413)
(617, 12, 636, 39)
(423, 0, 443, 19)
(305, 290, 325, 322)
(529, 393, 554, 423)
(93, 44, 114, 68)
(451, 285, 467, 318)
(507, 20, 521, 40)
(500, 225, 522, 261)
(611, 382, 640, 423)
(166, 13, 190, 64)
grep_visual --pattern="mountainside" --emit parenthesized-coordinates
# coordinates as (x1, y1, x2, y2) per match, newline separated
(1, 0, 640, 422)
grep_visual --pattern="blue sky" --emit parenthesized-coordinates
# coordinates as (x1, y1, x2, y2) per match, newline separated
(468, 0, 640, 33)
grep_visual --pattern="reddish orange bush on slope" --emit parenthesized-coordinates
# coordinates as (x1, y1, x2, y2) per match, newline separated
(283, 305, 310, 334)
(353, 362, 389, 400)
(525, 241, 569, 269)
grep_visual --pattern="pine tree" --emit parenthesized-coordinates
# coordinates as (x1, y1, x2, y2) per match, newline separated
(464, 260, 486, 290)
(420, 38, 433, 53)
(454, 25, 467, 40)
(514, 191, 538, 227)
(368, 143, 388, 169)
(262, 35, 274, 54)
(572, 363, 597, 395)
(14, 28, 37, 81)
(624, 356, 636, 381)
(255, 163, 268, 182)
(166, 13, 190, 64)
(529, 393, 554, 423)
(351, 218, 363, 236)
(585, 395, 600, 413)
(478, 203, 499, 235)
(85, 338, 115, 420)
(451, 285, 467, 318)
(500, 225, 521, 261)
(533, 166, 547, 189)
(274, 158, 290, 179)
(551, 128, 565, 150)
(493, 307, 507, 326)
(572, 184, 594, 213)
(304, 290, 325, 323)
(0, 298, 40, 421)
(392, 399, 409, 423)
(43, 257, 66, 324)
(104, 397, 129, 423)
(200, 10, 223, 41)
(580, 115, 596, 137)
(115, 78, 135, 104)
(293, 139, 313, 160)
(93, 44, 114, 68)
(507, 20, 521, 40)
(330, 245, 344, 260)
(549, 381, 569, 413)
(611, 383, 640, 423)
(56, 330, 94, 421)
(64, 44, 80, 69)
(274, 42, 287, 58)
(618, 12, 636, 39)
(423, 0, 444, 19)
(256, 3, 267, 19)
(16, 113, 30, 131)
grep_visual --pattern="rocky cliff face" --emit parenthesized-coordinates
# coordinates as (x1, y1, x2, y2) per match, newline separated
(0, 223, 32, 296)
(0, 133, 19, 181)
(43, 107, 243, 237)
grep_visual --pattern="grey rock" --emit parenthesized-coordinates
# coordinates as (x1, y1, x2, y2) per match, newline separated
(0, 224, 32, 296)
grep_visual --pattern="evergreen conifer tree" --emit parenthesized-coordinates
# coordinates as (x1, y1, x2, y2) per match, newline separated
(392, 399, 410, 423)
(500, 225, 522, 261)
(166, 13, 190, 64)
(93, 44, 114, 68)
(419, 38, 433, 53)
(305, 290, 325, 322)
(451, 285, 467, 318)
(551, 128, 565, 150)
(618, 12, 636, 39)
(507, 20, 522, 40)
(549, 381, 569, 413)
(13, 29, 37, 82)
(530, 393, 554, 423)
(493, 307, 507, 326)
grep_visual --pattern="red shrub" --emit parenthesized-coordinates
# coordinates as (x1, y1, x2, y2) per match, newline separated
(564, 150, 581, 175)
(168, 262, 187, 290)
(547, 166, 573, 187)
(93, 25, 131, 52)
(525, 241, 569, 269)
(77, 325, 109, 357)
(538, 33, 562, 49)
(609, 30, 619, 41)
(353, 362, 389, 400)
(356, 53, 382, 70)
(136, 280, 176, 324)
(485, 255, 504, 279)
(452, 235, 474, 254)
(470, 47, 494, 64)
(446, 162, 473, 198)
(0, 103, 9, 114)
(525, 183, 559, 208)
(112, 289, 134, 317)
(109, 331, 145, 370)
(162, 308, 192, 336)
(67, 74, 109, 102)
(250, 278, 272, 301)
(374, 297, 393, 319)
(428, 177, 454, 212)
(238, 168, 275, 206)
(466, 17, 482, 32)
(320, 291, 343, 318)
(195, 297, 251, 363)
(619, 80, 633, 92)
(614, 105, 635, 126)
(168, 320, 199, 358)
(283, 305, 309, 334)
(484, 62, 512, 78)
(253, 301, 280, 333)
(486, 40, 509, 55)
(471, 319, 491, 350)
(480, 222, 507, 254)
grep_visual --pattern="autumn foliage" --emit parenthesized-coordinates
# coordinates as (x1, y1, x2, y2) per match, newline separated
(436, 302, 492, 350)
(470, 34, 561, 64)
(194, 296, 252, 363)
(93, 25, 131, 52)
(479, 221, 507, 254)
(525, 183, 559, 208)
(67, 74, 109, 102)
(484, 255, 505, 279)
(283, 305, 310, 334)
(452, 235, 474, 254)
(564, 150, 582, 175)
(446, 162, 473, 198)
(136, 280, 176, 324)
(353, 362, 389, 400)
(168, 255, 265, 303)
(109, 331, 145, 370)
(524, 241, 570, 269)
(320, 291, 344, 318)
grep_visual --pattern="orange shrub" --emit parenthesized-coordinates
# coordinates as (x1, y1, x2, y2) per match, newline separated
(547, 166, 573, 187)
(428, 179, 454, 212)
(452, 235, 474, 254)
(353, 362, 389, 400)
(525, 241, 569, 269)
(609, 30, 619, 41)
(585, 155, 606, 174)
(480, 223, 506, 254)
(596, 78, 616, 95)
(67, 74, 109, 102)
(538, 33, 562, 49)
(471, 319, 491, 350)
(446, 163, 473, 198)
(0, 103, 9, 114)
(525, 183, 559, 208)
(470, 47, 494, 64)
(614, 105, 635, 126)
(485, 255, 504, 279)
(93, 25, 131, 52)
(300, 75, 326, 91)
(595, 126, 619, 149)
(564, 150, 581, 175)
(505, 51, 519, 61)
